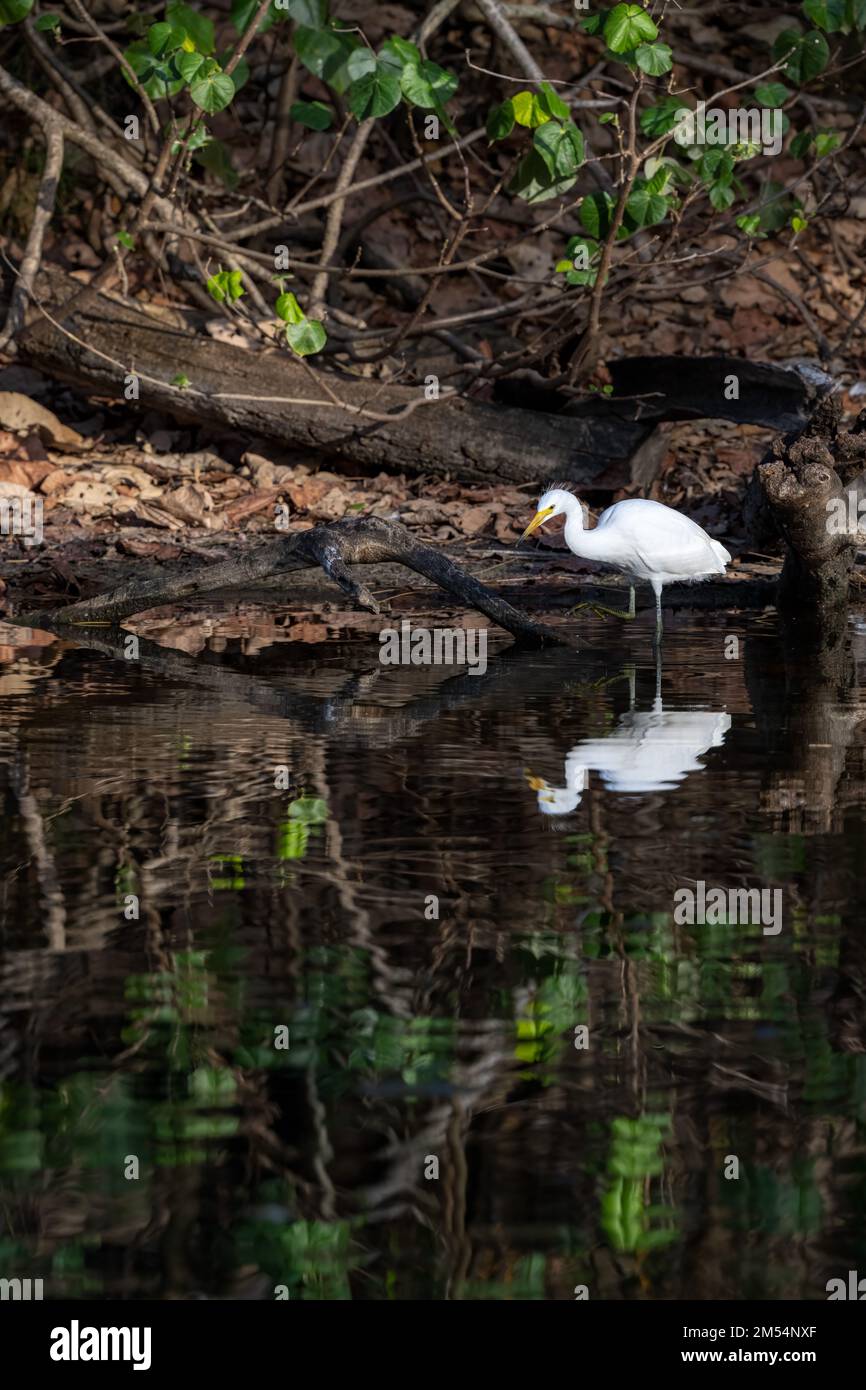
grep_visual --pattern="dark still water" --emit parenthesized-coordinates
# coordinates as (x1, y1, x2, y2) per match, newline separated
(1, 604, 866, 1301)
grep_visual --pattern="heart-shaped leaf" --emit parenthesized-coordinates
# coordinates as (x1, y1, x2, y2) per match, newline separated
(290, 100, 333, 130)
(604, 3, 658, 53)
(189, 64, 236, 114)
(348, 64, 401, 119)
(285, 318, 327, 356)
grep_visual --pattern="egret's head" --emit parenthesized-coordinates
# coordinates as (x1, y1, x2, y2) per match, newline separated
(524, 768, 582, 816)
(521, 487, 576, 541)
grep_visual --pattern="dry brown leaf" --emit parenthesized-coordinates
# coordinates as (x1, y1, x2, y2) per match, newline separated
(157, 481, 224, 530)
(0, 393, 88, 453)
(117, 538, 183, 560)
(0, 458, 55, 488)
(459, 505, 494, 537)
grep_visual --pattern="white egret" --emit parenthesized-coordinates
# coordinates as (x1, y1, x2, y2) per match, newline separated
(521, 488, 731, 641)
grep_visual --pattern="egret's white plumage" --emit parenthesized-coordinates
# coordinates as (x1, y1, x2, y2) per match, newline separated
(528, 699, 731, 817)
(521, 488, 731, 639)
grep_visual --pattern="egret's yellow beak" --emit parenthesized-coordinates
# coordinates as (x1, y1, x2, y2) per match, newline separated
(521, 505, 555, 541)
(524, 768, 547, 792)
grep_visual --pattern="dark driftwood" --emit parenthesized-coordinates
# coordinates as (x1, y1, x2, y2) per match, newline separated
(28, 515, 570, 645)
(13, 270, 836, 493)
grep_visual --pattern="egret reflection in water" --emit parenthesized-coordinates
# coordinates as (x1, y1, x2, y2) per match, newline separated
(526, 666, 730, 816)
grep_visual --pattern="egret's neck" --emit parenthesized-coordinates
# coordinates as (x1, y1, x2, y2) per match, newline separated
(562, 497, 604, 560)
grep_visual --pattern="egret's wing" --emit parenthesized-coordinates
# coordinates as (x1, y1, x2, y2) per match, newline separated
(600, 500, 726, 576)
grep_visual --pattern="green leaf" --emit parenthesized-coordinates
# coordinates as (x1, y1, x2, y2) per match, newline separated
(753, 181, 794, 232)
(0, 0, 33, 21)
(176, 49, 206, 81)
(626, 184, 670, 226)
(189, 63, 236, 114)
(486, 99, 515, 141)
(790, 128, 814, 157)
(400, 59, 458, 109)
(510, 150, 577, 204)
(598, 111, 617, 125)
(533, 120, 585, 177)
(116, 230, 135, 250)
(579, 190, 616, 239)
(275, 291, 305, 324)
(294, 25, 360, 94)
(708, 181, 735, 210)
(604, 3, 658, 53)
(166, 1, 214, 54)
(698, 147, 734, 184)
(35, 11, 61, 31)
(348, 64, 401, 119)
(285, 0, 328, 24)
(171, 372, 191, 388)
(581, 12, 603, 34)
(815, 129, 842, 155)
(123, 41, 185, 101)
(207, 268, 245, 302)
(538, 81, 570, 119)
(232, 55, 250, 92)
(148, 21, 185, 57)
(347, 47, 376, 81)
(754, 82, 791, 106)
(512, 90, 549, 128)
(285, 318, 327, 356)
(849, 0, 866, 27)
(640, 96, 687, 137)
(231, 0, 278, 34)
(380, 35, 421, 68)
(773, 28, 829, 82)
(635, 41, 672, 75)
(172, 122, 211, 152)
(736, 213, 762, 236)
(803, 0, 848, 31)
(290, 99, 334, 130)
(557, 235, 599, 285)
(791, 214, 808, 232)
(194, 138, 238, 187)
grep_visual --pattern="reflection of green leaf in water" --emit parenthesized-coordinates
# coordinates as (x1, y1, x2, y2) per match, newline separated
(0, 1082, 44, 1173)
(0, 1127, 44, 1173)
(153, 1063, 239, 1166)
(277, 795, 328, 859)
(189, 1064, 237, 1105)
(209, 853, 245, 889)
(236, 1215, 359, 1300)
(345, 1011, 455, 1089)
(513, 965, 589, 1076)
(754, 831, 805, 879)
(114, 863, 138, 900)
(725, 1161, 822, 1237)
(278, 819, 309, 860)
(460, 1252, 549, 1300)
(288, 795, 328, 824)
(601, 1113, 678, 1253)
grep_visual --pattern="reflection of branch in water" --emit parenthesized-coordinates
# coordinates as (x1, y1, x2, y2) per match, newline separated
(4, 619, 601, 752)
(11, 751, 66, 949)
(745, 618, 866, 833)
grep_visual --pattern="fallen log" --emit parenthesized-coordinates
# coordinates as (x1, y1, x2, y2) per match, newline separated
(22, 515, 570, 646)
(10, 270, 835, 493)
